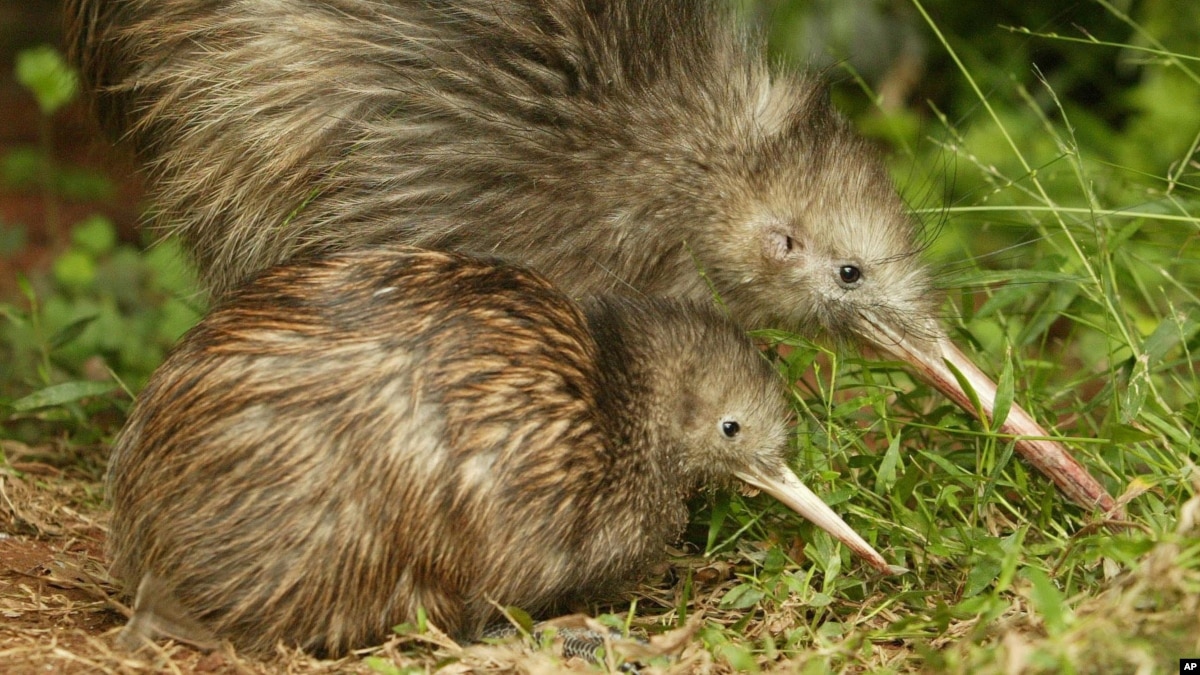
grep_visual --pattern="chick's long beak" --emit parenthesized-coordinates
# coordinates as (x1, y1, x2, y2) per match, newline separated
(735, 466, 904, 575)
(860, 312, 1118, 515)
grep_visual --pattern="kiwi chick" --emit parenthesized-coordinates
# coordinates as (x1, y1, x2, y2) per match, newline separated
(107, 246, 892, 656)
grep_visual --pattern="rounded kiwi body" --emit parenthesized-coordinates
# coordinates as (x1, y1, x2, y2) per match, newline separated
(108, 247, 795, 655)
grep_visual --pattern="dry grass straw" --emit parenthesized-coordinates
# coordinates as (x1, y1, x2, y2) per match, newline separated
(8, 429, 1195, 673)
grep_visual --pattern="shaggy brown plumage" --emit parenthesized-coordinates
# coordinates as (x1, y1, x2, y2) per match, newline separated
(107, 247, 892, 656)
(65, 0, 928, 336)
(67, 1, 1113, 521)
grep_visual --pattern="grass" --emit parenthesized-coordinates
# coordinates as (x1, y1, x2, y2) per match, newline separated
(2, 1, 1199, 672)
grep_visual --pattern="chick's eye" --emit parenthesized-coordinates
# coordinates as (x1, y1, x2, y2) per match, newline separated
(721, 420, 741, 438)
(838, 265, 862, 285)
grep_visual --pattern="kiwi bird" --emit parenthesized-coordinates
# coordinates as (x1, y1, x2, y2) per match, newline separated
(106, 246, 896, 656)
(65, 0, 1115, 512)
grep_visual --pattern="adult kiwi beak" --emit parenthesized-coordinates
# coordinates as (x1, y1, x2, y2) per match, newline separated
(860, 312, 1119, 515)
(735, 466, 904, 575)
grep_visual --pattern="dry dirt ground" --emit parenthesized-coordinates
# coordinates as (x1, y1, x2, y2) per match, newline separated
(6, 435, 1200, 674)
(0, 440, 773, 674)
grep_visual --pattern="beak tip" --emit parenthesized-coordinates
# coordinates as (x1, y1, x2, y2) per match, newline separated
(881, 328, 1122, 516)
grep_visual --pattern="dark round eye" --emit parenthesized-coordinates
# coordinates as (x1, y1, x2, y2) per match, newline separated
(721, 420, 741, 438)
(838, 265, 862, 285)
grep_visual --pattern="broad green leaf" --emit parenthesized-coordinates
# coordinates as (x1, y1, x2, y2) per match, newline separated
(992, 347, 1015, 432)
(48, 314, 98, 350)
(14, 45, 78, 115)
(943, 357, 986, 425)
(963, 557, 1002, 598)
(720, 583, 765, 610)
(875, 431, 903, 493)
(71, 215, 118, 256)
(1023, 566, 1068, 635)
(1108, 423, 1158, 445)
(705, 493, 730, 554)
(1119, 354, 1150, 424)
(53, 249, 97, 291)
(717, 643, 760, 673)
(10, 380, 116, 411)
(502, 606, 535, 634)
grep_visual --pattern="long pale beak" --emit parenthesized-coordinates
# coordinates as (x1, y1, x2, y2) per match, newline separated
(736, 466, 905, 575)
(860, 313, 1118, 514)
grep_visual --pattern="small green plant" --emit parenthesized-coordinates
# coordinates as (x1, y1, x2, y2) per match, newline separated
(1, 46, 202, 448)
(9, 45, 75, 244)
